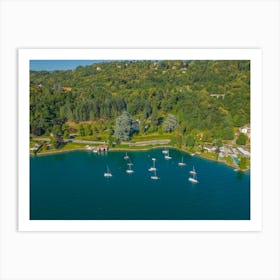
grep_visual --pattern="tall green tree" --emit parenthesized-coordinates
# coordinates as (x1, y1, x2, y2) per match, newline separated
(185, 135, 195, 147)
(78, 124, 85, 136)
(30, 60, 250, 140)
(236, 133, 247, 145)
(52, 125, 63, 137)
(162, 114, 178, 133)
(143, 102, 152, 119)
(84, 124, 93, 136)
(221, 126, 234, 140)
(150, 105, 159, 129)
(114, 111, 133, 141)
(238, 157, 249, 170)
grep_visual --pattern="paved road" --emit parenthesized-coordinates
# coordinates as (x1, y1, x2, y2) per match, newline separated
(32, 138, 171, 146)
(127, 139, 171, 146)
(32, 137, 106, 145)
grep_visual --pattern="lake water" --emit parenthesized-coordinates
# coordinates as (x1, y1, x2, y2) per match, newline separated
(30, 148, 250, 220)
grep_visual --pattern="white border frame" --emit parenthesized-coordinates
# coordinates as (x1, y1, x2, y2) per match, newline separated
(18, 48, 262, 231)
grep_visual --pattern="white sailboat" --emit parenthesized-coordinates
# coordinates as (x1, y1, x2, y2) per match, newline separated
(150, 169, 159, 180)
(148, 158, 157, 171)
(188, 166, 198, 183)
(126, 162, 134, 174)
(124, 152, 129, 160)
(178, 156, 186, 166)
(104, 165, 112, 177)
(189, 166, 197, 175)
(162, 149, 168, 154)
(164, 150, 172, 160)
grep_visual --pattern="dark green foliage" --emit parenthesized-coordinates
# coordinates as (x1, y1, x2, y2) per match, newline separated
(84, 124, 93, 136)
(50, 136, 61, 149)
(176, 134, 183, 148)
(215, 139, 223, 148)
(30, 60, 250, 139)
(78, 124, 85, 136)
(238, 157, 249, 170)
(185, 135, 195, 147)
(150, 105, 159, 132)
(236, 133, 247, 145)
(221, 127, 234, 140)
(143, 102, 152, 119)
(52, 125, 63, 137)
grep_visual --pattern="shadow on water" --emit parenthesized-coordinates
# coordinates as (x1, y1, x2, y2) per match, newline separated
(235, 170, 247, 181)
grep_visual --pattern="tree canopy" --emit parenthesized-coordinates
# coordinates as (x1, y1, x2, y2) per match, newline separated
(30, 60, 250, 141)
(162, 114, 178, 133)
(236, 133, 247, 145)
(114, 111, 133, 141)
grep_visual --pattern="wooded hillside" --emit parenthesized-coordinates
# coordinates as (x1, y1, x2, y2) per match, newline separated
(30, 60, 250, 142)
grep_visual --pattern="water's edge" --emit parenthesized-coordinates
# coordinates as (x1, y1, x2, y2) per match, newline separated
(32, 146, 249, 172)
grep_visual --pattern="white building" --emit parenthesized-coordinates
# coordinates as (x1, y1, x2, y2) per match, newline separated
(239, 125, 251, 138)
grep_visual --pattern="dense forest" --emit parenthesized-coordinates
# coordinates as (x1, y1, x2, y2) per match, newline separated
(30, 60, 250, 143)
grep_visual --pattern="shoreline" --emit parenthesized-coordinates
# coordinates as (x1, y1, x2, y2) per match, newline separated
(32, 148, 85, 156)
(109, 145, 174, 152)
(33, 145, 249, 172)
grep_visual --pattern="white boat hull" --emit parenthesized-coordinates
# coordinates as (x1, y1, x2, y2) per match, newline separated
(126, 170, 134, 174)
(188, 177, 198, 183)
(148, 167, 156, 171)
(178, 163, 186, 166)
(104, 173, 112, 177)
(151, 176, 159, 180)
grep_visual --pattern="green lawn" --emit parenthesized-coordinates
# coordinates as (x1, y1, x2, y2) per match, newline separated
(71, 134, 108, 141)
(36, 142, 88, 154)
(112, 143, 170, 150)
(59, 142, 88, 150)
(30, 140, 37, 147)
(131, 133, 174, 142)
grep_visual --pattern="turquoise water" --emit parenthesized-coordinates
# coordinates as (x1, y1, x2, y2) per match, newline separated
(232, 156, 239, 165)
(30, 148, 250, 220)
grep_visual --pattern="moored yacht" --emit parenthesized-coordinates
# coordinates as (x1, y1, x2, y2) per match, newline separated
(164, 150, 172, 160)
(124, 152, 129, 160)
(188, 166, 198, 183)
(148, 158, 157, 171)
(104, 165, 112, 177)
(126, 162, 134, 174)
(178, 156, 186, 166)
(150, 169, 159, 180)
